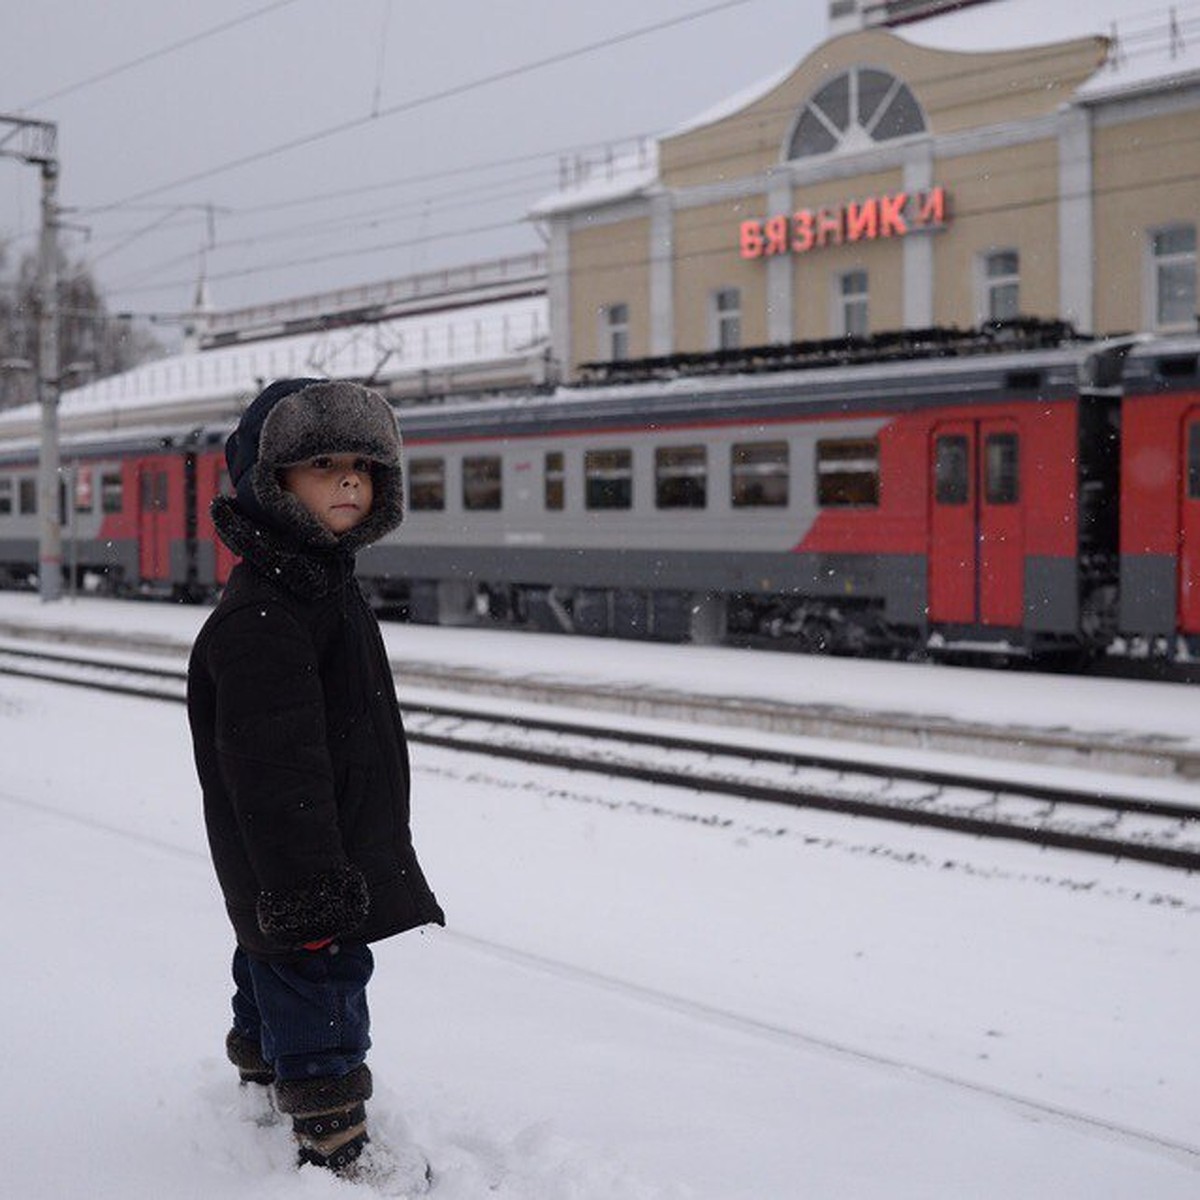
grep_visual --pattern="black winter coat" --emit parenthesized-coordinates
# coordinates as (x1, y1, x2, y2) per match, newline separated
(187, 504, 444, 961)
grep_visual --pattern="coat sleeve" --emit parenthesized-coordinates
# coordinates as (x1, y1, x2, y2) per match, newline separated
(205, 602, 368, 947)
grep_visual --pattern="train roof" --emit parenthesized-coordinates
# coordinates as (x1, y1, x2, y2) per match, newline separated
(0, 328, 1194, 461)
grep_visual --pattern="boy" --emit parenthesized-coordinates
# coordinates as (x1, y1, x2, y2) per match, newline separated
(187, 378, 444, 1175)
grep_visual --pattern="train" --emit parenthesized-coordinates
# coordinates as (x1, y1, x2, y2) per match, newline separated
(1, 320, 1198, 665)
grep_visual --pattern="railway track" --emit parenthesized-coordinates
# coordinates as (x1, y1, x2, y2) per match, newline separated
(2, 642, 1198, 871)
(0, 619, 1196, 780)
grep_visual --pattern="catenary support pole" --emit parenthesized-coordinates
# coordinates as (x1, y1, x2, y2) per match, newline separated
(36, 159, 61, 601)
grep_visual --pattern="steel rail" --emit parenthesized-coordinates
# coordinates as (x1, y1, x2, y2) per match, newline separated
(1, 647, 1197, 871)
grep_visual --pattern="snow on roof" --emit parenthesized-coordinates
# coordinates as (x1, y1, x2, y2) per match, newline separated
(900, 0, 1200, 100)
(665, 63, 795, 138)
(0, 293, 548, 435)
(528, 142, 660, 218)
(532, 1, 1199, 222)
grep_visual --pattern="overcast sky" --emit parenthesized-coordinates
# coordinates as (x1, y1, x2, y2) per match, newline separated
(0, 0, 832, 330)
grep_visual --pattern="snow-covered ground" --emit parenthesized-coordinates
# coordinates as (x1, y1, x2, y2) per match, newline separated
(1, 593, 1199, 1197)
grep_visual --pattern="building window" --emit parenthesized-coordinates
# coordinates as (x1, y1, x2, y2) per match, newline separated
(655, 445, 707, 509)
(544, 451, 565, 510)
(601, 303, 629, 361)
(0, 477, 11, 515)
(816, 438, 879, 506)
(1152, 225, 1197, 330)
(463, 456, 502, 511)
(786, 67, 926, 160)
(838, 270, 869, 337)
(712, 288, 741, 351)
(408, 457, 445, 511)
(18, 477, 36, 515)
(732, 441, 789, 507)
(983, 250, 1020, 322)
(585, 449, 632, 510)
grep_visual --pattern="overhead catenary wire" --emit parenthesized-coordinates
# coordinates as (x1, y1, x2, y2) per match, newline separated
(18, 3, 1195, 309)
(15, 0, 304, 113)
(100, 119, 1200, 302)
(77, 0, 760, 216)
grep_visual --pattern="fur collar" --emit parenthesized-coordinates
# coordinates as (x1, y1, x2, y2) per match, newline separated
(211, 496, 357, 601)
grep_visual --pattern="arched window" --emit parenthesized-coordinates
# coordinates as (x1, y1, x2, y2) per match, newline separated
(786, 67, 925, 160)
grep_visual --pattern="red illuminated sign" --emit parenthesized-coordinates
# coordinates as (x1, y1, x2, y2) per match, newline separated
(739, 187, 948, 259)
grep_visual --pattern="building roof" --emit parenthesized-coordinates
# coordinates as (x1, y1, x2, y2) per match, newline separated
(532, 0, 1200, 219)
(0, 274, 549, 441)
(900, 0, 1200, 99)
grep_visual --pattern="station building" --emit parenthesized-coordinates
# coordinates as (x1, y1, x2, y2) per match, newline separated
(532, 0, 1200, 379)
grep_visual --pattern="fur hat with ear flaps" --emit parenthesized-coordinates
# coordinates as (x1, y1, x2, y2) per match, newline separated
(212, 378, 405, 574)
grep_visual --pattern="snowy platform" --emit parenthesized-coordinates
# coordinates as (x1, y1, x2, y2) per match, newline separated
(2, 592, 1200, 761)
(1, 592, 1199, 1196)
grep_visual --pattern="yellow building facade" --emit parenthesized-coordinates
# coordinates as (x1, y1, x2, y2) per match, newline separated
(534, 9, 1200, 379)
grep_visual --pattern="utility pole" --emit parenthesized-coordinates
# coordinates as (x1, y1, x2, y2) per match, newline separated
(0, 115, 60, 600)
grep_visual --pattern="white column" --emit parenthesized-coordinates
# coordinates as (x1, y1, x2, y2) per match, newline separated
(766, 174, 794, 343)
(649, 193, 675, 357)
(1058, 107, 1094, 333)
(903, 145, 934, 328)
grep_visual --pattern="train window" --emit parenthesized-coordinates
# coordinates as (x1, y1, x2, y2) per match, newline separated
(73, 468, 93, 513)
(655, 445, 707, 509)
(408, 457, 445, 511)
(463, 456, 502, 511)
(101, 472, 124, 513)
(1189, 425, 1200, 500)
(18, 477, 36, 515)
(0, 478, 11, 515)
(984, 433, 1020, 505)
(140, 471, 168, 512)
(816, 438, 879, 507)
(731, 441, 788, 508)
(935, 436, 969, 505)
(585, 449, 633, 510)
(545, 451, 564, 511)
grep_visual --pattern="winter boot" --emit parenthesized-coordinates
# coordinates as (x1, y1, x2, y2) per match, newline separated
(225, 1029, 275, 1086)
(274, 1063, 373, 1173)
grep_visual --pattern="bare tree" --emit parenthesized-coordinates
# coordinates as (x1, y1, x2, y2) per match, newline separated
(0, 240, 163, 410)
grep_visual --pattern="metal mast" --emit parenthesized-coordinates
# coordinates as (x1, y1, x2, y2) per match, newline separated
(0, 115, 61, 600)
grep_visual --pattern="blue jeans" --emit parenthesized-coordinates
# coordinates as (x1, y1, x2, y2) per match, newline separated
(231, 944, 373, 1082)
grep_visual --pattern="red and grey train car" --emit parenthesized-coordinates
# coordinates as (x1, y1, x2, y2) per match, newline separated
(363, 330, 1136, 658)
(0, 327, 1198, 664)
(0, 426, 236, 599)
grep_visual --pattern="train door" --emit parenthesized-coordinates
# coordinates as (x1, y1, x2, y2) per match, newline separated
(928, 420, 1024, 627)
(1178, 411, 1200, 633)
(137, 456, 172, 582)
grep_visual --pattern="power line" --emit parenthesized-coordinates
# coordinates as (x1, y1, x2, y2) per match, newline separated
(49, 4, 1200, 307)
(17, 0, 304, 112)
(80, 0, 759, 214)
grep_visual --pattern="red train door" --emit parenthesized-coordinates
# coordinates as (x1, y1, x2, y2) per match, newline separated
(137, 457, 172, 582)
(1178, 411, 1200, 633)
(928, 421, 1024, 626)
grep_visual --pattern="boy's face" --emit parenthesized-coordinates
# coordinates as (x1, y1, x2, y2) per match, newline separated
(280, 454, 375, 535)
